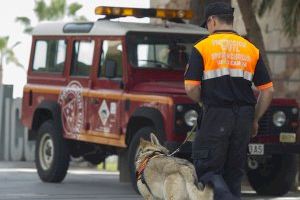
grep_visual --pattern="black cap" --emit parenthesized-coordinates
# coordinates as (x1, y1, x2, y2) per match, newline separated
(200, 2, 234, 28)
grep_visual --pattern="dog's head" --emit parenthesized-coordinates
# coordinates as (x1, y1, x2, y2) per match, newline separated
(138, 133, 169, 158)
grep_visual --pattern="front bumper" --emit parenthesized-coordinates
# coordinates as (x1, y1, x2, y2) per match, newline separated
(262, 143, 300, 154)
(165, 141, 300, 157)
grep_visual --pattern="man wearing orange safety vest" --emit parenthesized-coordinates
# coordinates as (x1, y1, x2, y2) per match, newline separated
(184, 2, 274, 200)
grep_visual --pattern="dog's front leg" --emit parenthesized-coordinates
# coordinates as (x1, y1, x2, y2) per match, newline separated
(138, 181, 157, 200)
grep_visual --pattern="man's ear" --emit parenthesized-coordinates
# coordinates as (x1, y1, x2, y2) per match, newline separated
(150, 133, 160, 146)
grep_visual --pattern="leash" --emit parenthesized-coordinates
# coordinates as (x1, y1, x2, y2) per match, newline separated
(168, 122, 197, 156)
(136, 103, 202, 196)
(168, 102, 202, 157)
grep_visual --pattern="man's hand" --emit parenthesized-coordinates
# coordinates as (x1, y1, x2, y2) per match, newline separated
(253, 86, 274, 138)
(252, 120, 259, 138)
(185, 83, 201, 103)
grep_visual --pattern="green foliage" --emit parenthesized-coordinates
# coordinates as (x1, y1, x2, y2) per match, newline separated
(68, 3, 83, 16)
(48, 0, 66, 20)
(17, 0, 86, 34)
(0, 37, 23, 68)
(0, 37, 9, 51)
(34, 0, 66, 21)
(15, 17, 31, 26)
(15, 17, 33, 34)
(5, 49, 22, 67)
(74, 16, 88, 22)
(34, 0, 47, 21)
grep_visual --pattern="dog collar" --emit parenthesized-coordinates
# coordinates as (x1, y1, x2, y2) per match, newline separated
(136, 151, 163, 181)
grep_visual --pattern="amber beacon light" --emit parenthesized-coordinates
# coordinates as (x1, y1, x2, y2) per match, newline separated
(95, 6, 193, 20)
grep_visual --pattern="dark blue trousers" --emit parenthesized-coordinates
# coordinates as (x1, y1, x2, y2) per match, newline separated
(192, 106, 254, 200)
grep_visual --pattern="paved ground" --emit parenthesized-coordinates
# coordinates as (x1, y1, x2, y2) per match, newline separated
(0, 162, 300, 200)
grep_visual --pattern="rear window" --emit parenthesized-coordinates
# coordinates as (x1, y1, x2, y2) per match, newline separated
(32, 39, 67, 73)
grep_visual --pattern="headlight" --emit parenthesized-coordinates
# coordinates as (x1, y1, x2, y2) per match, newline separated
(291, 107, 298, 115)
(176, 105, 184, 112)
(184, 110, 198, 126)
(273, 111, 286, 127)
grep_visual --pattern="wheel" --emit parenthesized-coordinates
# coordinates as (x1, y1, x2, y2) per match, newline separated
(128, 126, 156, 193)
(247, 154, 297, 196)
(35, 120, 70, 182)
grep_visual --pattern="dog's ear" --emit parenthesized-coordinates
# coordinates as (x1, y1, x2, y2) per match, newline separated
(150, 133, 160, 146)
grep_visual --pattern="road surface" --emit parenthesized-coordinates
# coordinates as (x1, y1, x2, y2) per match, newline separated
(0, 162, 299, 200)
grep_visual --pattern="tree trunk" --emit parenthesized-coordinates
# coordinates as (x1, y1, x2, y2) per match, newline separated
(190, 0, 231, 26)
(236, 0, 270, 71)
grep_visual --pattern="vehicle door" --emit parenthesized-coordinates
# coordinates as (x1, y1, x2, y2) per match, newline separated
(59, 36, 96, 139)
(87, 38, 124, 139)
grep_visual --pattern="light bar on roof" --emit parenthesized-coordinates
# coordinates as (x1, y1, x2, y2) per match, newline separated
(95, 6, 193, 20)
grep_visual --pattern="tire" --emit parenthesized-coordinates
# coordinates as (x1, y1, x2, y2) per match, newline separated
(247, 154, 297, 196)
(35, 120, 70, 183)
(128, 126, 156, 193)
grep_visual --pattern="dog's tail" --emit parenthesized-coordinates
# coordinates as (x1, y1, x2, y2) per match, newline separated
(186, 182, 213, 200)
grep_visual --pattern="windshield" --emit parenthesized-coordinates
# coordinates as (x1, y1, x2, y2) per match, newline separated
(127, 32, 201, 70)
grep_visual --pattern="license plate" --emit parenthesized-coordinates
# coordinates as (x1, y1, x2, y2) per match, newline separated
(280, 132, 296, 143)
(248, 144, 264, 155)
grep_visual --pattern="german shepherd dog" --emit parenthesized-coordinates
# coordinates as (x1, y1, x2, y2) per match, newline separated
(136, 133, 213, 200)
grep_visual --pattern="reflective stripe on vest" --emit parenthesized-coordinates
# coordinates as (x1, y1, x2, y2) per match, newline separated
(195, 32, 259, 81)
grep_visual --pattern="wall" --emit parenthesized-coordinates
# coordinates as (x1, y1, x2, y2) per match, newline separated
(232, 0, 300, 104)
(0, 85, 35, 161)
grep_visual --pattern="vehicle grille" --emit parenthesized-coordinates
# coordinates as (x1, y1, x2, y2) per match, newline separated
(258, 108, 273, 135)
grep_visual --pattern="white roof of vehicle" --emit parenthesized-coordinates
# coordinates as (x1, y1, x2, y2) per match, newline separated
(32, 20, 208, 36)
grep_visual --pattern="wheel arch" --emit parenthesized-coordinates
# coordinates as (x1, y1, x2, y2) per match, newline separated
(125, 107, 165, 145)
(29, 101, 62, 140)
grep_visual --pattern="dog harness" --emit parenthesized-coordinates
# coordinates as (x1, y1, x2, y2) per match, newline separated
(136, 151, 163, 196)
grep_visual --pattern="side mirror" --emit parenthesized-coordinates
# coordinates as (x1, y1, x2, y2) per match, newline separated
(105, 59, 117, 78)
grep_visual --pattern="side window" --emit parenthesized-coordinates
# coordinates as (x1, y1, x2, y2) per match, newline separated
(71, 40, 95, 76)
(32, 40, 66, 73)
(99, 40, 123, 78)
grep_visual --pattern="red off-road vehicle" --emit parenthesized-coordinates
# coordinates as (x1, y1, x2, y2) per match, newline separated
(21, 7, 299, 196)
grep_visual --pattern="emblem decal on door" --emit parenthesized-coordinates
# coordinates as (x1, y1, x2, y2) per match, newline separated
(98, 100, 110, 126)
(58, 81, 84, 135)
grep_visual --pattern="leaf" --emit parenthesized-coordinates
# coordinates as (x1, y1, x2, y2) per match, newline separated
(74, 15, 88, 22)
(0, 36, 9, 51)
(10, 41, 21, 50)
(15, 17, 31, 26)
(48, 0, 66, 20)
(15, 17, 33, 34)
(5, 49, 23, 68)
(34, 0, 48, 21)
(68, 3, 82, 16)
(24, 27, 34, 34)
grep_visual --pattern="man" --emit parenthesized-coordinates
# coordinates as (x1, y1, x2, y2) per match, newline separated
(184, 2, 274, 200)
